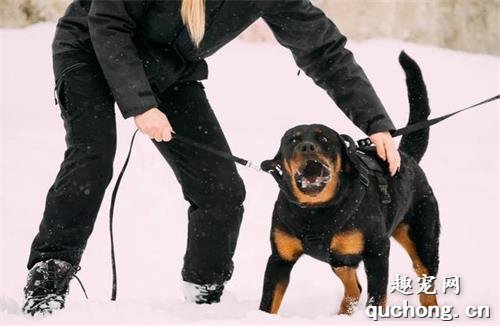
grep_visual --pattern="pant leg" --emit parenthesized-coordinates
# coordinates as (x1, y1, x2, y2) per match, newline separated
(27, 57, 116, 269)
(152, 81, 245, 285)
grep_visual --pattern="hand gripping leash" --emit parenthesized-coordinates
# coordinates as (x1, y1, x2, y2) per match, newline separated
(108, 94, 499, 300)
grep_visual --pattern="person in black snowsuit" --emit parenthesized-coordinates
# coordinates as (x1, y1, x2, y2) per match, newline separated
(23, 0, 401, 315)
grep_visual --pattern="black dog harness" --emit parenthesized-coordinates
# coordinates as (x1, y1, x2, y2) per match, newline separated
(277, 177, 368, 263)
(266, 133, 389, 262)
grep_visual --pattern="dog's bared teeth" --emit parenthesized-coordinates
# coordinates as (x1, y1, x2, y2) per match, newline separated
(296, 161, 332, 191)
(312, 176, 325, 187)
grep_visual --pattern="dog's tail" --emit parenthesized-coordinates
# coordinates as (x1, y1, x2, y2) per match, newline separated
(398, 51, 430, 163)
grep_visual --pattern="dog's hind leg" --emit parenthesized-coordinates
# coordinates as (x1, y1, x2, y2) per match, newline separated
(332, 266, 361, 315)
(393, 196, 440, 306)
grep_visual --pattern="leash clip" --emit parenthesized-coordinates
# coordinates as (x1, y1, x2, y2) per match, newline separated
(245, 160, 262, 172)
(357, 138, 372, 148)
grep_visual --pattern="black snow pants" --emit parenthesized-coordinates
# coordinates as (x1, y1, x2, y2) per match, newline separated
(27, 52, 245, 285)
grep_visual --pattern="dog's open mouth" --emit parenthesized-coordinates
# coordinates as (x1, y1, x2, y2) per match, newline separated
(294, 159, 331, 194)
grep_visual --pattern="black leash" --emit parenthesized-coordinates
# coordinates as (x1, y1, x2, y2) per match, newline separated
(108, 94, 498, 300)
(173, 133, 262, 171)
(109, 129, 139, 301)
(357, 94, 500, 147)
(393, 94, 500, 137)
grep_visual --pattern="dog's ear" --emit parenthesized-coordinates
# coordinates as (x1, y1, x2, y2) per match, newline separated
(261, 150, 282, 173)
(339, 143, 353, 173)
(338, 134, 357, 173)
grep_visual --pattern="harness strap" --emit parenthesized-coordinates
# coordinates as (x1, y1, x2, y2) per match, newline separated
(354, 149, 391, 204)
(374, 172, 391, 204)
(340, 134, 371, 188)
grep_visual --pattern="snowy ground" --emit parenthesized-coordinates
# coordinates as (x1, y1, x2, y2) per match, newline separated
(0, 23, 499, 325)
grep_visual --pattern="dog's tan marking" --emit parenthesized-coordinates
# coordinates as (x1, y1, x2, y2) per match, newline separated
(419, 293, 438, 307)
(380, 295, 387, 307)
(392, 224, 428, 275)
(330, 230, 364, 255)
(378, 295, 388, 312)
(273, 228, 303, 262)
(284, 153, 341, 206)
(333, 266, 361, 315)
(270, 279, 288, 314)
(392, 223, 438, 306)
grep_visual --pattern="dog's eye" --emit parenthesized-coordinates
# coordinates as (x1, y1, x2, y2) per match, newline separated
(319, 136, 328, 143)
(290, 137, 300, 144)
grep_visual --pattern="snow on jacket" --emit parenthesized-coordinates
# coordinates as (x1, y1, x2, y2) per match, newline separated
(53, 0, 395, 134)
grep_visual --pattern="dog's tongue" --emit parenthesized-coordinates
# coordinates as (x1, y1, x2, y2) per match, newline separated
(305, 175, 321, 183)
(305, 175, 316, 182)
(302, 173, 324, 186)
(303, 160, 324, 181)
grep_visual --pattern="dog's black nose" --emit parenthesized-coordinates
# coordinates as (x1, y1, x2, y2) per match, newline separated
(298, 141, 317, 154)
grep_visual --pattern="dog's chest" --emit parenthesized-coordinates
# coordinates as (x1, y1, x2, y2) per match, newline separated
(278, 209, 365, 264)
(299, 228, 365, 265)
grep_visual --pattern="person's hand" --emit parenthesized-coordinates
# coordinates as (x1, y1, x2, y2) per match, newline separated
(369, 131, 400, 176)
(134, 108, 173, 142)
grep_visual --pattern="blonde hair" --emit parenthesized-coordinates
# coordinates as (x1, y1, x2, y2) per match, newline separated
(181, 0, 206, 47)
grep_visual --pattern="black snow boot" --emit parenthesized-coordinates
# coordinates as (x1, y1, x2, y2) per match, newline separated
(183, 281, 225, 304)
(23, 259, 84, 316)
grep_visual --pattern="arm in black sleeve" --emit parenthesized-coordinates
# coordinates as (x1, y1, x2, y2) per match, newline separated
(88, 0, 157, 119)
(262, 0, 395, 135)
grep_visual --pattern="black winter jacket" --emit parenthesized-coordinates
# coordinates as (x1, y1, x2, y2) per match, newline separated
(53, 0, 395, 134)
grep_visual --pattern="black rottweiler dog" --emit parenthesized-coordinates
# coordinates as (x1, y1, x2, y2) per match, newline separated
(259, 52, 440, 315)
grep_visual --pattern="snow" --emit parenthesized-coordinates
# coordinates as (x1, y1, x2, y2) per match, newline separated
(0, 23, 499, 325)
